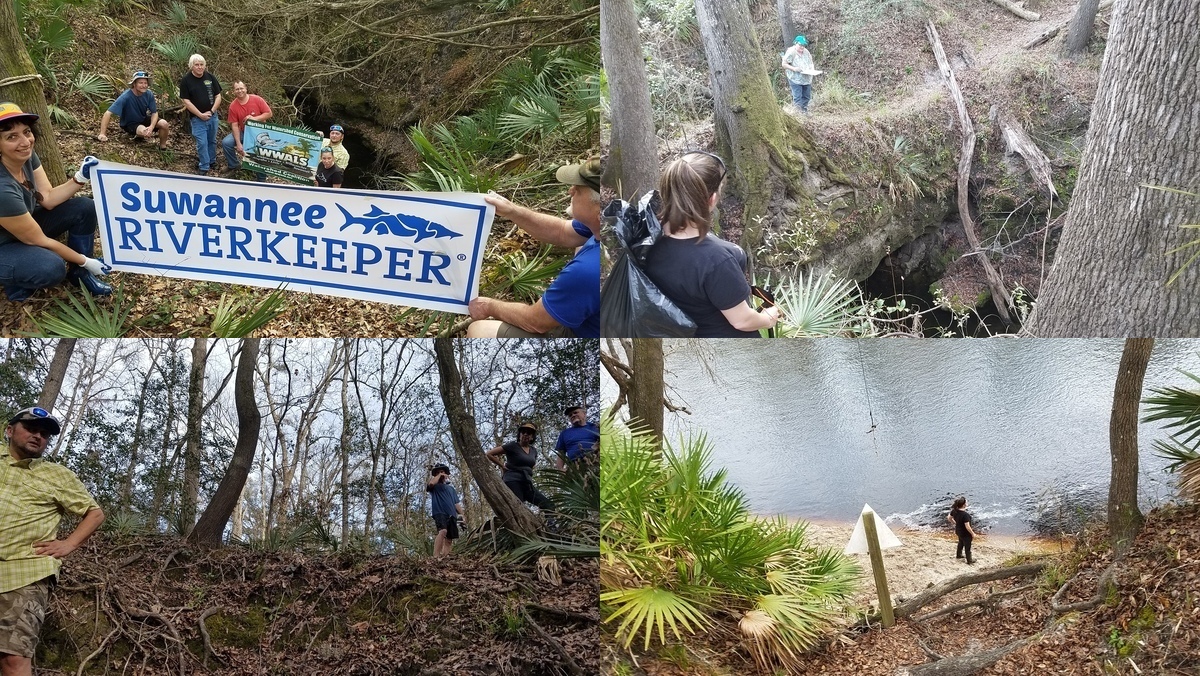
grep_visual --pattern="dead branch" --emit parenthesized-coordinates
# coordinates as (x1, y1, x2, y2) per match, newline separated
(1050, 560, 1118, 613)
(926, 20, 1015, 323)
(907, 634, 1032, 675)
(885, 561, 1046, 620)
(985, 0, 1040, 21)
(526, 602, 599, 623)
(913, 583, 1036, 622)
(520, 606, 584, 676)
(990, 107, 1058, 198)
(76, 627, 119, 676)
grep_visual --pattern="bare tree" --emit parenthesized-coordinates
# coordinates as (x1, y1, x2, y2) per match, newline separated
(338, 340, 352, 539)
(190, 339, 262, 547)
(601, 0, 659, 201)
(628, 339, 664, 440)
(1109, 337, 1152, 554)
(1062, 0, 1101, 57)
(36, 339, 76, 411)
(777, 0, 796, 48)
(433, 338, 539, 536)
(1026, 1, 1199, 336)
(181, 338, 207, 531)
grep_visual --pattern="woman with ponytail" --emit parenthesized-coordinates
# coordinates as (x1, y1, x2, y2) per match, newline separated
(643, 151, 779, 337)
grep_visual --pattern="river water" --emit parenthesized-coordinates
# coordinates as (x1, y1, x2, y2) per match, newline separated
(639, 339, 1199, 535)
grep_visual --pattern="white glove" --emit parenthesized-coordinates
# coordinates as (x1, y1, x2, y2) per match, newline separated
(80, 257, 111, 276)
(74, 156, 99, 184)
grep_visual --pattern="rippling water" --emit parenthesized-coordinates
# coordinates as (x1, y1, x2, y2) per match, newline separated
(634, 339, 1198, 535)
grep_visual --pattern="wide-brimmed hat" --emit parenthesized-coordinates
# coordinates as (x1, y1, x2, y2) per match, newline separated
(517, 421, 538, 434)
(8, 406, 61, 435)
(128, 70, 151, 87)
(555, 158, 601, 193)
(0, 102, 39, 127)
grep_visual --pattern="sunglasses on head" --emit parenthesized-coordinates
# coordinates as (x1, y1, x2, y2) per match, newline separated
(132, 71, 149, 80)
(682, 150, 727, 183)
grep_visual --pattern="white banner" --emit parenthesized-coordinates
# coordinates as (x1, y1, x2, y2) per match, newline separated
(91, 161, 494, 314)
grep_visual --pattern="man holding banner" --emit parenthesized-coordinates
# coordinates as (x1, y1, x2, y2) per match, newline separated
(467, 158, 600, 338)
(221, 81, 272, 179)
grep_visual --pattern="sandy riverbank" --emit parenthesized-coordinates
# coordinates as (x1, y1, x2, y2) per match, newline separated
(797, 519, 1070, 610)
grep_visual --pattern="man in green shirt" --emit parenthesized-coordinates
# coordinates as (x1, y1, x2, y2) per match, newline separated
(0, 407, 103, 676)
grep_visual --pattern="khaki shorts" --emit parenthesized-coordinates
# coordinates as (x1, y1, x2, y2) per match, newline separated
(0, 578, 53, 657)
(495, 322, 575, 339)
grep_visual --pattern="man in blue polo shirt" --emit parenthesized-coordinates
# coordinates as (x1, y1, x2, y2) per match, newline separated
(554, 405, 599, 470)
(467, 158, 600, 338)
(96, 70, 170, 149)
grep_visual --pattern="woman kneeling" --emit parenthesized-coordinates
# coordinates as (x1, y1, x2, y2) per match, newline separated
(0, 102, 110, 301)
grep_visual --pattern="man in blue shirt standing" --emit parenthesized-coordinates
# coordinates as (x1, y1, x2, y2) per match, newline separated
(554, 405, 599, 470)
(426, 463, 464, 558)
(468, 158, 601, 338)
(96, 70, 170, 149)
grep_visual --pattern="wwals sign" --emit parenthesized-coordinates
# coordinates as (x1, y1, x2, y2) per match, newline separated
(240, 121, 322, 184)
(91, 161, 494, 314)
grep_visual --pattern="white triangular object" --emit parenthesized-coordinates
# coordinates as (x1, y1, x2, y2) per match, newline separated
(844, 503, 903, 555)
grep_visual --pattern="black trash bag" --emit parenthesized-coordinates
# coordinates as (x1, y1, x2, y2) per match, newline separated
(600, 193, 697, 338)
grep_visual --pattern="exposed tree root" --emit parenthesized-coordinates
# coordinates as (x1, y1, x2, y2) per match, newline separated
(866, 561, 1046, 623)
(1050, 559, 1119, 613)
(905, 635, 1032, 675)
(912, 583, 1037, 623)
(521, 605, 585, 675)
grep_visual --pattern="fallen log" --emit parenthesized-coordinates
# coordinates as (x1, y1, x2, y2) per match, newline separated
(926, 19, 1015, 323)
(891, 561, 1046, 620)
(985, 0, 1039, 21)
(991, 106, 1058, 198)
(912, 583, 1037, 623)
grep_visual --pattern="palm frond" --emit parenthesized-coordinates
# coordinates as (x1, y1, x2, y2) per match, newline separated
(26, 286, 131, 337)
(211, 287, 288, 338)
(765, 270, 864, 337)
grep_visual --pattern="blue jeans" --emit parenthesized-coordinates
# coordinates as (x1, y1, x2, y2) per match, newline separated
(190, 113, 220, 170)
(221, 132, 265, 179)
(789, 81, 812, 111)
(0, 197, 96, 291)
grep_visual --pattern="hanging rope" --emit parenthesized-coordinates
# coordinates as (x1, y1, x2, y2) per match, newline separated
(0, 74, 44, 89)
(855, 340, 879, 452)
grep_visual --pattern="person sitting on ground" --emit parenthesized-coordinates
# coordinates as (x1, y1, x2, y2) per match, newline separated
(221, 80, 272, 180)
(641, 151, 779, 337)
(782, 35, 817, 113)
(467, 158, 601, 338)
(97, 70, 169, 149)
(0, 103, 111, 302)
(486, 422, 555, 514)
(178, 54, 222, 174)
(426, 463, 464, 558)
(947, 496, 978, 565)
(321, 124, 350, 170)
(314, 148, 343, 188)
(554, 405, 599, 471)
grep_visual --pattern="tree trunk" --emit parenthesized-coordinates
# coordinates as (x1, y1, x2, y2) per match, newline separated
(1026, 1, 1200, 336)
(1109, 337, 1152, 554)
(600, 0, 659, 201)
(181, 338, 207, 532)
(1062, 0, 1101, 57)
(777, 0, 795, 48)
(433, 338, 540, 536)
(189, 339, 262, 547)
(339, 341, 352, 539)
(36, 339, 75, 411)
(694, 0, 821, 264)
(0, 0, 67, 184)
(627, 339, 664, 440)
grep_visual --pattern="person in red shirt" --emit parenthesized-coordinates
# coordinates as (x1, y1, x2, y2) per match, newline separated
(221, 81, 272, 179)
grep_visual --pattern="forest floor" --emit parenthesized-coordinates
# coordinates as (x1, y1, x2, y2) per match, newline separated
(40, 534, 598, 675)
(603, 502, 1200, 675)
(4, 11, 561, 338)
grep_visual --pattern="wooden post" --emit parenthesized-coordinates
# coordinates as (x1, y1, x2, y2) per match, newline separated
(862, 507, 895, 628)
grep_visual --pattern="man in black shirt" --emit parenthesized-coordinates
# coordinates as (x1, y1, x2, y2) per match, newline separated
(178, 54, 223, 174)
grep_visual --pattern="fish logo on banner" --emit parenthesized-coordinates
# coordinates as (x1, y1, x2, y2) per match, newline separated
(337, 205, 463, 243)
(90, 160, 495, 314)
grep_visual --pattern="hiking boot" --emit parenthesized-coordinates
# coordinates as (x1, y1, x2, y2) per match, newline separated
(66, 267, 112, 296)
(4, 286, 35, 302)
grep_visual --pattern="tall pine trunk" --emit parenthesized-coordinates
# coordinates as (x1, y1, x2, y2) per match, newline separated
(1027, 1, 1199, 336)
(190, 339, 262, 547)
(0, 0, 68, 183)
(601, 0, 659, 201)
(1062, 0, 1101, 57)
(36, 339, 75, 411)
(1109, 337, 1152, 554)
(628, 339, 664, 441)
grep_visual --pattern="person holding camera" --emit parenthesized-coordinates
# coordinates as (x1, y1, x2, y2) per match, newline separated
(426, 463, 464, 558)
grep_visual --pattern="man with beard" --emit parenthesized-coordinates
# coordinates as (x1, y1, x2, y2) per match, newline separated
(0, 407, 104, 676)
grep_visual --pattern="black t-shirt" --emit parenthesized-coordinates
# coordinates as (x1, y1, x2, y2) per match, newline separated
(178, 71, 222, 114)
(315, 163, 344, 187)
(501, 440, 538, 482)
(643, 235, 758, 337)
(951, 509, 973, 537)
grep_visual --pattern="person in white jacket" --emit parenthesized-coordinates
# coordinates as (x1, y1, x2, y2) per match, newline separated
(782, 35, 817, 112)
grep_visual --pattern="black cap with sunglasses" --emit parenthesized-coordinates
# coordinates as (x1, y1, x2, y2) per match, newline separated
(7, 407, 61, 435)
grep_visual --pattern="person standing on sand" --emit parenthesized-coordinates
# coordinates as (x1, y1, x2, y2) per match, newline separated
(947, 496, 977, 564)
